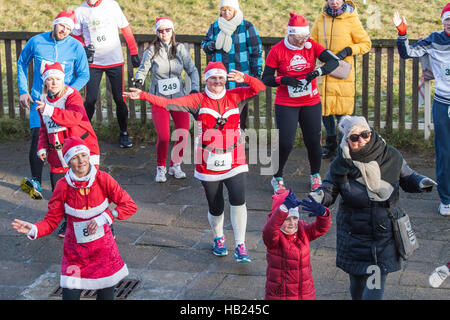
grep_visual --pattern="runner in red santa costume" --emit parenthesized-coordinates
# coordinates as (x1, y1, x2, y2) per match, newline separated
(36, 62, 101, 237)
(124, 62, 266, 263)
(262, 12, 339, 194)
(12, 136, 137, 300)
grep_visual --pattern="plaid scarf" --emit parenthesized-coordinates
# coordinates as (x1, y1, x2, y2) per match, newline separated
(325, 3, 348, 18)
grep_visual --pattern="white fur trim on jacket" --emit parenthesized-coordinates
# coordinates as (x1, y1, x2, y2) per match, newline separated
(60, 264, 129, 290)
(64, 198, 110, 219)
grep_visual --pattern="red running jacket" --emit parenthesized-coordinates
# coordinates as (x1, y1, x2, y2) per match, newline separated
(140, 74, 265, 181)
(262, 191, 331, 300)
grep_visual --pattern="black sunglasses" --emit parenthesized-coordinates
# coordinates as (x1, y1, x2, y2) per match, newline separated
(348, 130, 372, 142)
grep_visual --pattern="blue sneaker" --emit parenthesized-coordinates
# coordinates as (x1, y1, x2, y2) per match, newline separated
(21, 177, 43, 200)
(234, 243, 251, 263)
(212, 236, 228, 256)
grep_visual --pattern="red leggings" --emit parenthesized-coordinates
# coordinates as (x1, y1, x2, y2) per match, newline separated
(151, 104, 190, 167)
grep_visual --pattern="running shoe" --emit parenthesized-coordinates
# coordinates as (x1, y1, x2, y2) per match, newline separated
(429, 265, 449, 288)
(212, 236, 228, 256)
(310, 173, 322, 192)
(168, 163, 186, 179)
(234, 243, 251, 263)
(271, 176, 286, 194)
(57, 221, 66, 238)
(120, 131, 133, 148)
(155, 166, 167, 183)
(20, 177, 43, 200)
(438, 203, 450, 216)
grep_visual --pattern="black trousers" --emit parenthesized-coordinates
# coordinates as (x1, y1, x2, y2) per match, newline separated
(201, 173, 246, 216)
(274, 103, 322, 177)
(29, 127, 43, 183)
(62, 286, 115, 300)
(84, 65, 128, 132)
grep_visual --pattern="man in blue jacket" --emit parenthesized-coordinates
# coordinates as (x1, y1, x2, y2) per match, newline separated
(17, 10, 90, 203)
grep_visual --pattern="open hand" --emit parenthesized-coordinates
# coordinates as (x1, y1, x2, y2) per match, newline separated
(300, 195, 327, 217)
(123, 87, 142, 100)
(19, 93, 33, 110)
(11, 219, 33, 235)
(228, 69, 246, 83)
(393, 12, 407, 35)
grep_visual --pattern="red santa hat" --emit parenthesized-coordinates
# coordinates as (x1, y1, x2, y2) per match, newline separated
(204, 61, 228, 80)
(53, 10, 77, 31)
(154, 16, 175, 33)
(41, 62, 65, 82)
(287, 12, 310, 35)
(63, 136, 91, 164)
(441, 3, 450, 23)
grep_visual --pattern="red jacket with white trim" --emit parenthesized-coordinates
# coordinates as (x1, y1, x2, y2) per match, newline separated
(37, 87, 100, 172)
(139, 74, 265, 181)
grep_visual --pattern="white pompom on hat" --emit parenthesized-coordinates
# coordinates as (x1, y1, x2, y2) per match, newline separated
(204, 61, 228, 80)
(154, 16, 175, 33)
(41, 62, 65, 82)
(220, 0, 240, 10)
(53, 10, 77, 31)
(441, 3, 450, 23)
(63, 136, 90, 164)
(287, 12, 310, 36)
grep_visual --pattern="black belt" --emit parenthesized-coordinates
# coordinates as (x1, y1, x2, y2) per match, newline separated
(48, 131, 89, 150)
(202, 142, 239, 154)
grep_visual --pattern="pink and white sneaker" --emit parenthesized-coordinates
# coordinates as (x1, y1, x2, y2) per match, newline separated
(310, 173, 322, 192)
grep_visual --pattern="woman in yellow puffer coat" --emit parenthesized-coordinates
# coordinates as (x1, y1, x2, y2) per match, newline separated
(311, 0, 371, 159)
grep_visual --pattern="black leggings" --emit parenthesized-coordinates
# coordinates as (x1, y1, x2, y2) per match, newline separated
(50, 172, 66, 191)
(84, 65, 128, 132)
(201, 173, 246, 216)
(274, 103, 322, 177)
(62, 286, 115, 300)
(29, 127, 44, 183)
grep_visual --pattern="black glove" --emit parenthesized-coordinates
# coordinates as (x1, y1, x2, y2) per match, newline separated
(419, 177, 437, 192)
(189, 90, 199, 94)
(131, 78, 143, 90)
(131, 54, 141, 68)
(206, 41, 216, 53)
(84, 44, 95, 64)
(305, 70, 321, 84)
(336, 47, 352, 60)
(280, 76, 302, 87)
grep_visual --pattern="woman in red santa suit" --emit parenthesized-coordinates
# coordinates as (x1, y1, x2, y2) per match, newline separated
(36, 62, 100, 237)
(12, 136, 137, 300)
(124, 62, 266, 263)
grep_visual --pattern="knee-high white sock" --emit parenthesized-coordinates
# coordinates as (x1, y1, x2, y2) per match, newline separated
(230, 204, 247, 246)
(208, 211, 224, 239)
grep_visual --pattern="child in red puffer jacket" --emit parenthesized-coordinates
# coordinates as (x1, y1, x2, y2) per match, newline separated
(262, 189, 331, 300)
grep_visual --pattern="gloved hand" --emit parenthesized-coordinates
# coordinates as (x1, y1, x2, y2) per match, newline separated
(84, 44, 95, 64)
(393, 12, 407, 36)
(308, 189, 324, 203)
(305, 69, 321, 84)
(206, 41, 216, 53)
(282, 189, 302, 210)
(336, 47, 352, 60)
(419, 177, 437, 192)
(131, 78, 143, 90)
(189, 89, 199, 94)
(280, 76, 302, 87)
(300, 194, 327, 217)
(131, 54, 141, 68)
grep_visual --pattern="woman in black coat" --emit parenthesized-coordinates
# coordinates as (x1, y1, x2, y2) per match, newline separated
(311, 115, 436, 300)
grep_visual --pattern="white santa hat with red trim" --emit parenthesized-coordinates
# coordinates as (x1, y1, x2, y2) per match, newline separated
(220, 0, 240, 10)
(204, 61, 228, 80)
(154, 16, 175, 33)
(53, 10, 76, 31)
(441, 3, 450, 23)
(63, 136, 90, 164)
(287, 12, 310, 36)
(41, 62, 65, 82)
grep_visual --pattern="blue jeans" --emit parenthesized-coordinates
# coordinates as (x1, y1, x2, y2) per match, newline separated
(349, 273, 387, 300)
(322, 115, 343, 139)
(432, 98, 450, 205)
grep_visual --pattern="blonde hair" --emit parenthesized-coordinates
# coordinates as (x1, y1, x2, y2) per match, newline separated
(43, 82, 68, 98)
(220, 6, 236, 18)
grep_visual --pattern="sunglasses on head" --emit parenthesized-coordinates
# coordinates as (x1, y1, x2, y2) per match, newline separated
(157, 28, 172, 34)
(348, 130, 372, 142)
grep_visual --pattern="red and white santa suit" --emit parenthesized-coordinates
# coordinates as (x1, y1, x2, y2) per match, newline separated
(27, 137, 137, 290)
(138, 62, 266, 182)
(37, 63, 100, 174)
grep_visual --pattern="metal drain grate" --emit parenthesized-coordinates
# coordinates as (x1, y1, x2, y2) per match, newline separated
(50, 278, 140, 300)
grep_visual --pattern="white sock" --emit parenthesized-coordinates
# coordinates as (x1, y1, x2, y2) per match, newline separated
(207, 211, 224, 239)
(230, 204, 247, 246)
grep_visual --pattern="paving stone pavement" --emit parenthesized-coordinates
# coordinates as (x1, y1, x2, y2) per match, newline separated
(0, 140, 448, 300)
